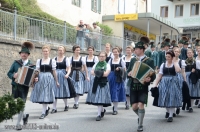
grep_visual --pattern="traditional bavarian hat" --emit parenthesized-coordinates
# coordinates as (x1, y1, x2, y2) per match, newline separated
(19, 42, 34, 54)
(135, 36, 150, 49)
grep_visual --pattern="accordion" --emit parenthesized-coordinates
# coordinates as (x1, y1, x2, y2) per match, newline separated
(131, 61, 154, 84)
(15, 66, 39, 87)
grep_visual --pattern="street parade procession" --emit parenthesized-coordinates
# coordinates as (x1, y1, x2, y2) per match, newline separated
(6, 36, 200, 132)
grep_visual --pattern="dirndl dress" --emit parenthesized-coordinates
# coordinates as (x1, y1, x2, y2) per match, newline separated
(158, 63, 182, 108)
(69, 56, 85, 96)
(108, 59, 125, 102)
(54, 57, 76, 99)
(30, 59, 55, 104)
(84, 56, 97, 93)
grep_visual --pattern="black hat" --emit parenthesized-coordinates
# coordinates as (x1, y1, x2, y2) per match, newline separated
(135, 36, 150, 49)
(19, 42, 34, 54)
(179, 36, 188, 45)
(195, 39, 200, 46)
(164, 38, 170, 47)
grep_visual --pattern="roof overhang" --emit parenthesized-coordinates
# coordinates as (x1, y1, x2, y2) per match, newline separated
(102, 13, 180, 36)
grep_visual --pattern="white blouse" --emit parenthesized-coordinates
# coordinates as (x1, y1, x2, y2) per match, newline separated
(69, 56, 86, 65)
(53, 56, 70, 67)
(108, 58, 126, 68)
(84, 56, 99, 63)
(36, 58, 56, 70)
(196, 59, 200, 70)
(159, 62, 174, 75)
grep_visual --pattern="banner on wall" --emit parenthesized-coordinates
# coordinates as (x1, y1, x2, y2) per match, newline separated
(115, 14, 138, 21)
(124, 23, 156, 40)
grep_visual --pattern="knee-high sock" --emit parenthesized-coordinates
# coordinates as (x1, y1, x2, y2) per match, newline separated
(63, 99, 68, 106)
(133, 108, 139, 116)
(191, 99, 194, 108)
(138, 109, 145, 126)
(113, 102, 118, 111)
(74, 95, 80, 104)
(53, 99, 57, 110)
(97, 106, 103, 116)
(16, 111, 24, 125)
(42, 104, 48, 114)
(126, 97, 130, 106)
(166, 108, 170, 113)
(169, 108, 174, 117)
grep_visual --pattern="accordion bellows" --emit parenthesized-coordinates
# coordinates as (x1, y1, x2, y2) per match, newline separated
(15, 66, 39, 87)
(131, 61, 154, 84)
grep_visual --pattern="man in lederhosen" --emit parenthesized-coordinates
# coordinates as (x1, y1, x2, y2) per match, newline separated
(127, 36, 156, 131)
(7, 42, 35, 130)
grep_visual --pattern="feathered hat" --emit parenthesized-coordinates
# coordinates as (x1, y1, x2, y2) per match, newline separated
(150, 42, 155, 48)
(171, 40, 176, 46)
(195, 38, 200, 46)
(179, 36, 188, 45)
(19, 42, 34, 54)
(135, 36, 150, 49)
(164, 38, 170, 47)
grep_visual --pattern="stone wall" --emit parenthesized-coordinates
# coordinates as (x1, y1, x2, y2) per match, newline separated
(0, 39, 89, 96)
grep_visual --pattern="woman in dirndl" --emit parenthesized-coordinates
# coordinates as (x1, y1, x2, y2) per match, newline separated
(86, 51, 112, 121)
(69, 45, 89, 109)
(108, 47, 126, 115)
(195, 47, 200, 108)
(122, 46, 134, 110)
(84, 46, 98, 93)
(51, 46, 76, 114)
(154, 51, 182, 122)
(105, 43, 114, 62)
(30, 45, 59, 119)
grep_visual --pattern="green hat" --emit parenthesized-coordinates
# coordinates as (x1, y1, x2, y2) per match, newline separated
(135, 36, 150, 49)
(173, 44, 179, 47)
(151, 45, 155, 48)
(164, 38, 170, 47)
(195, 39, 200, 46)
(178, 36, 188, 45)
(19, 42, 34, 54)
(161, 42, 165, 48)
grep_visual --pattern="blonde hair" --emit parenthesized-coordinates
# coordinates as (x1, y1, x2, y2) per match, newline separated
(58, 45, 66, 52)
(105, 43, 112, 48)
(42, 45, 51, 51)
(126, 45, 133, 51)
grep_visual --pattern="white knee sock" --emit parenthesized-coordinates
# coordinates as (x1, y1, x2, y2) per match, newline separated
(113, 102, 118, 111)
(169, 108, 174, 117)
(42, 104, 48, 114)
(97, 106, 103, 116)
(75, 95, 80, 104)
(63, 99, 68, 106)
(53, 99, 57, 110)
(16, 111, 24, 125)
(191, 99, 194, 108)
(126, 97, 130, 106)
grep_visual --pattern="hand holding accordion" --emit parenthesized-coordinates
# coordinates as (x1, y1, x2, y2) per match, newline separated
(130, 61, 155, 84)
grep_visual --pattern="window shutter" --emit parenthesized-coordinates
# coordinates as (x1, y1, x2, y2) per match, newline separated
(98, 0, 101, 13)
(91, 0, 94, 11)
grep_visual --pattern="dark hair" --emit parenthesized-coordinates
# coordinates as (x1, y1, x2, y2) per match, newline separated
(72, 45, 80, 52)
(93, 22, 97, 25)
(166, 51, 175, 57)
(87, 46, 94, 51)
(98, 51, 107, 57)
(112, 47, 120, 52)
(115, 46, 122, 52)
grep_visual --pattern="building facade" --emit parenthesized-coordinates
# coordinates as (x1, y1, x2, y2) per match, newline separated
(151, 0, 200, 42)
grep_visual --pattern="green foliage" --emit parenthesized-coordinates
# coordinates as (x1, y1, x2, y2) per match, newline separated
(0, 92, 25, 123)
(96, 22, 113, 36)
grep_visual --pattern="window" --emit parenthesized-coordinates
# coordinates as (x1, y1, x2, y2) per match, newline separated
(160, 6, 168, 17)
(191, 3, 199, 16)
(175, 5, 183, 17)
(72, 0, 81, 7)
(91, 0, 101, 13)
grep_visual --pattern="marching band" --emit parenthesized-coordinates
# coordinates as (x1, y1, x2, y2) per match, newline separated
(7, 36, 200, 131)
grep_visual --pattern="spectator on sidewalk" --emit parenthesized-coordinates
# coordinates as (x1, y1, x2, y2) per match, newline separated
(76, 20, 85, 49)
(92, 22, 101, 50)
(84, 24, 92, 47)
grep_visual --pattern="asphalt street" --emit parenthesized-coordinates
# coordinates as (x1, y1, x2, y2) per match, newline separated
(1, 91, 200, 132)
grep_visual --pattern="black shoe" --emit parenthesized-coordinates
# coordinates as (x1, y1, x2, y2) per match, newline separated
(73, 104, 79, 109)
(198, 104, 200, 108)
(96, 115, 101, 121)
(16, 125, 22, 130)
(165, 112, 169, 118)
(112, 111, 118, 115)
(167, 117, 173, 122)
(23, 114, 29, 125)
(45, 107, 50, 116)
(137, 126, 143, 131)
(186, 107, 189, 111)
(101, 109, 106, 118)
(125, 105, 129, 110)
(189, 108, 193, 112)
(176, 108, 180, 115)
(64, 106, 69, 111)
(39, 114, 46, 119)
(51, 109, 57, 114)
(195, 100, 199, 105)
(173, 113, 176, 117)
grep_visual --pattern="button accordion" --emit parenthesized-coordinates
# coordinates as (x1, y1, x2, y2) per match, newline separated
(130, 61, 154, 84)
(15, 66, 39, 87)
